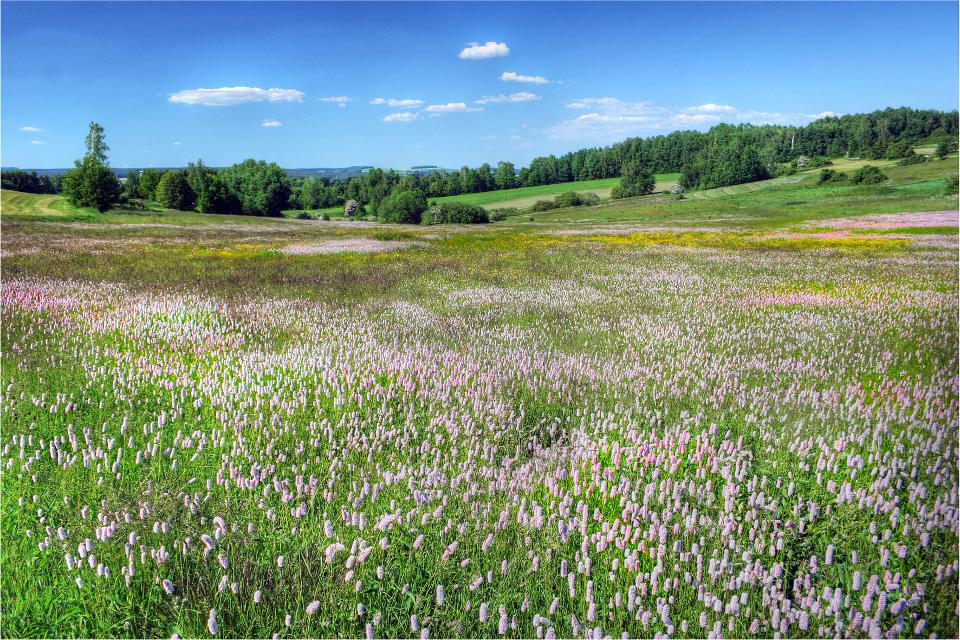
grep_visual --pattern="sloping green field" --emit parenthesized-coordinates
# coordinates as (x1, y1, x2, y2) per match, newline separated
(435, 173, 680, 210)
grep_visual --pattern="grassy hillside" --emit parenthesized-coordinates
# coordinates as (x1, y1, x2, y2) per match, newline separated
(435, 173, 680, 210)
(523, 156, 959, 227)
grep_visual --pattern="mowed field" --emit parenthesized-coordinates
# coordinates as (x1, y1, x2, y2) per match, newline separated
(1, 161, 958, 639)
(435, 174, 680, 210)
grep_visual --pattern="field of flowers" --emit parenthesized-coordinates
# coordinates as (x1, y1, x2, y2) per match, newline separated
(1, 209, 958, 638)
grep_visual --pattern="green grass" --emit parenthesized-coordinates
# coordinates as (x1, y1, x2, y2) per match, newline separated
(1, 163, 958, 638)
(434, 174, 680, 210)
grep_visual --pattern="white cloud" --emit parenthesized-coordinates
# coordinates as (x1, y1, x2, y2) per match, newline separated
(424, 102, 479, 114)
(371, 97, 424, 108)
(173, 141, 183, 146)
(261, 119, 283, 128)
(684, 103, 737, 114)
(21, 126, 43, 132)
(320, 96, 351, 107)
(458, 41, 509, 60)
(474, 92, 541, 105)
(30, 140, 45, 145)
(168, 86, 304, 107)
(500, 71, 549, 85)
(383, 112, 418, 123)
(549, 97, 835, 141)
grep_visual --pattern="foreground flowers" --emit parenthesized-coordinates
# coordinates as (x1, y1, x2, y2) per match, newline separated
(1, 239, 957, 638)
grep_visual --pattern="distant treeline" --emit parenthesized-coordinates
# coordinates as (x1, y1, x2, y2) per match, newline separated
(4, 107, 957, 216)
(287, 106, 958, 208)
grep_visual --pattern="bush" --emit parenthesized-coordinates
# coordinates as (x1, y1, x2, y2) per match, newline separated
(322, 213, 331, 221)
(897, 153, 927, 166)
(554, 191, 583, 208)
(378, 189, 427, 224)
(775, 164, 798, 177)
(422, 201, 488, 225)
(529, 200, 556, 212)
(817, 169, 848, 185)
(946, 175, 959, 196)
(295, 211, 313, 220)
(670, 184, 686, 196)
(344, 200, 360, 217)
(578, 192, 601, 206)
(850, 165, 887, 184)
(805, 156, 833, 169)
(489, 208, 517, 222)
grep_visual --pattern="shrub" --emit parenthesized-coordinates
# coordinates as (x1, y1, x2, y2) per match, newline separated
(817, 169, 848, 185)
(378, 189, 427, 224)
(578, 192, 601, 206)
(670, 184, 686, 196)
(850, 165, 887, 184)
(529, 200, 556, 212)
(946, 176, 959, 195)
(322, 213, 331, 221)
(935, 141, 957, 159)
(897, 153, 927, 166)
(489, 208, 517, 222)
(805, 156, 833, 169)
(775, 164, 798, 177)
(422, 201, 488, 225)
(553, 191, 583, 208)
(295, 211, 313, 220)
(343, 199, 360, 217)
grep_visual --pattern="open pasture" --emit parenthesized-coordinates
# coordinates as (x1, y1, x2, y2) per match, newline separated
(1, 178, 958, 639)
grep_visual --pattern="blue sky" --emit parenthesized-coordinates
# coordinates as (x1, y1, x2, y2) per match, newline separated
(3, 1, 957, 169)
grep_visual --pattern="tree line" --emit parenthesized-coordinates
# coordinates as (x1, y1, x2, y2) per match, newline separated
(4, 107, 956, 216)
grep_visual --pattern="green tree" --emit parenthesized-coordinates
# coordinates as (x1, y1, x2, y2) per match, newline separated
(125, 170, 141, 200)
(138, 169, 163, 200)
(219, 159, 292, 216)
(612, 161, 655, 199)
(155, 170, 196, 211)
(84, 121, 109, 164)
(494, 162, 516, 190)
(850, 165, 887, 184)
(378, 189, 426, 224)
(61, 122, 122, 211)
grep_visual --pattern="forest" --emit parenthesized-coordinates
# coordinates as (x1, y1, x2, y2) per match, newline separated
(2, 106, 956, 218)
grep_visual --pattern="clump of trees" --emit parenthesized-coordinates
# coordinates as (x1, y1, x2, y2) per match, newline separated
(850, 165, 887, 184)
(611, 162, 655, 198)
(378, 189, 427, 224)
(817, 169, 848, 184)
(61, 122, 123, 211)
(422, 201, 488, 225)
(1, 170, 59, 194)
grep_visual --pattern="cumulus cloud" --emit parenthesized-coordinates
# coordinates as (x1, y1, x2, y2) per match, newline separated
(500, 71, 549, 85)
(685, 103, 737, 114)
(371, 97, 424, 108)
(548, 97, 837, 141)
(173, 141, 183, 146)
(424, 102, 479, 114)
(168, 86, 305, 107)
(30, 140, 46, 145)
(320, 96, 351, 107)
(459, 41, 509, 59)
(261, 119, 283, 128)
(474, 92, 541, 105)
(21, 126, 43, 132)
(383, 112, 419, 123)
